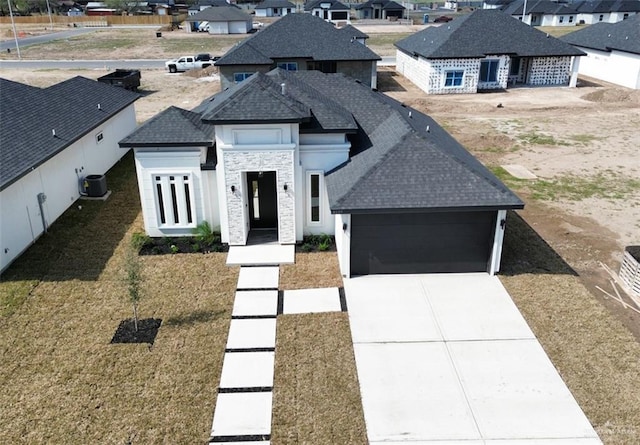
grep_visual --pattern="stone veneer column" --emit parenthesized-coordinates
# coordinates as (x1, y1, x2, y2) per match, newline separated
(223, 149, 296, 245)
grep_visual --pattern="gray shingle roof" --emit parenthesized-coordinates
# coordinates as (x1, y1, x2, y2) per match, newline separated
(356, 0, 405, 10)
(187, 5, 251, 22)
(501, 0, 577, 15)
(282, 71, 522, 212)
(574, 0, 640, 13)
(119, 106, 215, 147)
(561, 13, 640, 54)
(215, 13, 380, 66)
(339, 24, 369, 39)
(395, 9, 584, 58)
(1, 76, 139, 191)
(255, 0, 296, 9)
(199, 72, 312, 123)
(304, 0, 350, 11)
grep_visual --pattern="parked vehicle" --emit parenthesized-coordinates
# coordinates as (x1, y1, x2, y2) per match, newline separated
(433, 15, 453, 22)
(198, 21, 209, 32)
(165, 55, 218, 73)
(97, 69, 141, 91)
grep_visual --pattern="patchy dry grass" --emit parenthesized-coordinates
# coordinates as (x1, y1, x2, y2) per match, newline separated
(0, 154, 237, 444)
(272, 312, 367, 444)
(500, 212, 640, 444)
(280, 251, 343, 290)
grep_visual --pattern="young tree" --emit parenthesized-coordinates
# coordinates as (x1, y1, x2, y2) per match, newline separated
(124, 246, 143, 331)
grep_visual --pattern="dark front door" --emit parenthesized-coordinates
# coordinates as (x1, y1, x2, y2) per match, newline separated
(247, 171, 278, 229)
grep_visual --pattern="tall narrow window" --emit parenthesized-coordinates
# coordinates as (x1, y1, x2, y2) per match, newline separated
(308, 172, 322, 224)
(153, 173, 195, 228)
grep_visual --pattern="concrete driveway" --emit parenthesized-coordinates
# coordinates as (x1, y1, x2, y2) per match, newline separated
(344, 273, 602, 444)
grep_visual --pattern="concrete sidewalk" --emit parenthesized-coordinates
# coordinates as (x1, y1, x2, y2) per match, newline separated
(345, 273, 602, 444)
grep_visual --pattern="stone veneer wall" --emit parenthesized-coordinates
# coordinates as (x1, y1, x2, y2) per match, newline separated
(223, 150, 295, 245)
(528, 56, 572, 86)
(477, 55, 510, 90)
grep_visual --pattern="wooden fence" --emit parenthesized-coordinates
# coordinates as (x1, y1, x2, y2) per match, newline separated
(0, 15, 185, 26)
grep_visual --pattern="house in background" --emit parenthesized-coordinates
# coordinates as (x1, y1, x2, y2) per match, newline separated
(339, 24, 370, 45)
(0, 77, 139, 273)
(574, 0, 640, 24)
(561, 13, 640, 89)
(214, 13, 380, 89)
(395, 9, 584, 95)
(304, 0, 351, 24)
(119, 69, 524, 277)
(355, 0, 406, 20)
(500, 0, 579, 26)
(185, 6, 252, 33)
(254, 0, 296, 17)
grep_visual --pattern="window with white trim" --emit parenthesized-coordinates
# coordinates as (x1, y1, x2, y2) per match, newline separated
(559, 16, 564, 23)
(444, 70, 464, 87)
(479, 59, 499, 82)
(307, 172, 323, 224)
(569, 15, 574, 23)
(234, 72, 253, 83)
(95, 132, 104, 143)
(153, 174, 196, 228)
(277, 62, 298, 71)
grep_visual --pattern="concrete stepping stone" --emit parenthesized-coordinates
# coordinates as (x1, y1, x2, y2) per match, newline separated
(226, 318, 277, 350)
(210, 392, 272, 437)
(227, 244, 294, 266)
(219, 351, 275, 389)
(237, 266, 279, 290)
(283, 287, 342, 314)
(232, 290, 279, 317)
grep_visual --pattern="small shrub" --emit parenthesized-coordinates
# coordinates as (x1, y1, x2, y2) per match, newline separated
(169, 244, 179, 254)
(191, 243, 200, 253)
(193, 221, 219, 246)
(152, 246, 163, 255)
(301, 243, 314, 253)
(131, 232, 150, 252)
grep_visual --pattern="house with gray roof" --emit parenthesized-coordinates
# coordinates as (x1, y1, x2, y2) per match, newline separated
(573, 0, 640, 24)
(355, 0, 406, 20)
(0, 76, 139, 272)
(214, 13, 381, 89)
(119, 68, 523, 276)
(255, 0, 296, 17)
(561, 13, 640, 89)
(395, 9, 584, 95)
(304, 0, 351, 24)
(185, 6, 252, 34)
(500, 0, 579, 26)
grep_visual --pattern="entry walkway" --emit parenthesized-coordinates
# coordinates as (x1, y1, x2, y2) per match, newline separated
(345, 273, 602, 444)
(209, 245, 343, 444)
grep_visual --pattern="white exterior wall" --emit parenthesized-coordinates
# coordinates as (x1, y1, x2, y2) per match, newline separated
(528, 56, 573, 85)
(135, 149, 207, 237)
(299, 133, 350, 237)
(0, 105, 136, 272)
(216, 123, 297, 245)
(489, 210, 507, 275)
(229, 20, 250, 34)
(610, 11, 637, 22)
(577, 47, 640, 89)
(255, 9, 268, 17)
(334, 213, 351, 278)
(421, 58, 480, 94)
(396, 50, 432, 94)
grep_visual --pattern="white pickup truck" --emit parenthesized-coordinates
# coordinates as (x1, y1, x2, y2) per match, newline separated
(165, 54, 219, 73)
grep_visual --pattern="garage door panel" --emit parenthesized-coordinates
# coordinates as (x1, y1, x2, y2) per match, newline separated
(351, 212, 496, 275)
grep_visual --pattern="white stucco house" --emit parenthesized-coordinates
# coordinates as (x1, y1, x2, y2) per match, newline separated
(395, 9, 584, 95)
(491, 0, 640, 24)
(254, 0, 296, 17)
(186, 6, 252, 34)
(500, 0, 579, 26)
(0, 77, 139, 273)
(119, 69, 524, 277)
(561, 13, 640, 89)
(304, 0, 351, 24)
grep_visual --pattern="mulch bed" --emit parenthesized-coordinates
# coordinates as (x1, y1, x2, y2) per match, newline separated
(138, 237, 227, 256)
(111, 318, 162, 345)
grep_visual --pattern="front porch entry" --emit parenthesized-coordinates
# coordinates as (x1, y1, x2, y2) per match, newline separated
(246, 171, 278, 232)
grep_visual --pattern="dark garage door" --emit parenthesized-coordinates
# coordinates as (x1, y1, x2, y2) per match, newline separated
(350, 211, 496, 275)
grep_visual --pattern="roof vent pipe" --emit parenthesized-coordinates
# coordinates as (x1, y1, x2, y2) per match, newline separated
(281, 83, 286, 95)
(97, 103, 101, 110)
(52, 129, 56, 137)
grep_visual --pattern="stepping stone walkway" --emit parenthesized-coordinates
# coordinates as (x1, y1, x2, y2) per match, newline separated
(209, 264, 344, 444)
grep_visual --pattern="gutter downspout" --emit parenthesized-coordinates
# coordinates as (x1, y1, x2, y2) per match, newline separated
(37, 192, 48, 234)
